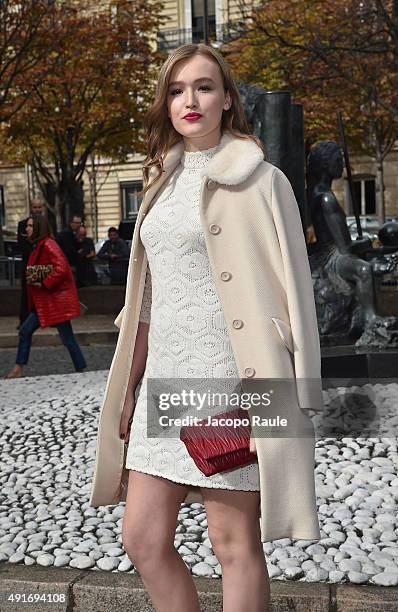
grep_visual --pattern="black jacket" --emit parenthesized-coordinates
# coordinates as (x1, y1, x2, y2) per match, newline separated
(17, 218, 34, 262)
(56, 227, 79, 266)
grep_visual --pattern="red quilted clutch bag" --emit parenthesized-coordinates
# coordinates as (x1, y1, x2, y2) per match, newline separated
(179, 407, 258, 476)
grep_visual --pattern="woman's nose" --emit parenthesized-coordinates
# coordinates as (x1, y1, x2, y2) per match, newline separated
(185, 90, 197, 107)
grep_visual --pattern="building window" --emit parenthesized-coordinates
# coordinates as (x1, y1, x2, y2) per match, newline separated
(157, 28, 193, 50)
(120, 181, 143, 220)
(345, 174, 376, 215)
(191, 0, 216, 42)
(0, 186, 4, 227)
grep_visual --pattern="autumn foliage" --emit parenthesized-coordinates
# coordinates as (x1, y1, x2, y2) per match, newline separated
(1, 0, 167, 226)
(223, 0, 398, 153)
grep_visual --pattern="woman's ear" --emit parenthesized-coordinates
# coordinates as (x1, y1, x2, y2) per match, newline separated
(224, 91, 232, 111)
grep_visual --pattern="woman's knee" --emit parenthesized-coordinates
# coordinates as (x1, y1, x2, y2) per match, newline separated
(18, 325, 31, 340)
(121, 473, 185, 567)
(204, 491, 262, 566)
(122, 522, 151, 566)
(208, 525, 262, 567)
(122, 519, 173, 569)
(122, 471, 190, 568)
(58, 331, 74, 347)
(208, 504, 262, 566)
(207, 525, 238, 565)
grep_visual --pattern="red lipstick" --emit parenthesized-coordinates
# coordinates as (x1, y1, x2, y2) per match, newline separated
(183, 112, 202, 121)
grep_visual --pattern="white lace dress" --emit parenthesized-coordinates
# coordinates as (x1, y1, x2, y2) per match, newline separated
(125, 144, 260, 491)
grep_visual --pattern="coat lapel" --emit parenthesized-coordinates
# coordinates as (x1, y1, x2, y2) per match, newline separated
(200, 130, 265, 185)
(147, 129, 265, 189)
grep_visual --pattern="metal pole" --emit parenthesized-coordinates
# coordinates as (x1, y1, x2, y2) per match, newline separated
(291, 103, 307, 233)
(203, 0, 209, 44)
(336, 110, 363, 238)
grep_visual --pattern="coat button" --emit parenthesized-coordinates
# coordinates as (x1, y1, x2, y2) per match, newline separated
(206, 178, 217, 190)
(133, 257, 138, 262)
(244, 367, 256, 377)
(209, 224, 221, 234)
(232, 319, 244, 329)
(220, 271, 232, 281)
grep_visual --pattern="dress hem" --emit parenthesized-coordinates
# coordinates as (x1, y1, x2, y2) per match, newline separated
(125, 464, 261, 492)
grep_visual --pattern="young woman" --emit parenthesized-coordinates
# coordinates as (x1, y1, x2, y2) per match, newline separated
(90, 43, 323, 612)
(5, 214, 87, 378)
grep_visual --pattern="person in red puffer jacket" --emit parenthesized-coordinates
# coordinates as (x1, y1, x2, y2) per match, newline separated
(4, 214, 87, 379)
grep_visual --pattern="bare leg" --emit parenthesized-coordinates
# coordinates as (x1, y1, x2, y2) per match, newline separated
(5, 310, 40, 378)
(122, 470, 201, 612)
(4, 365, 23, 379)
(201, 488, 270, 612)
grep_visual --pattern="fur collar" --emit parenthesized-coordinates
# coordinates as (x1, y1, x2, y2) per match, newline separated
(150, 130, 265, 186)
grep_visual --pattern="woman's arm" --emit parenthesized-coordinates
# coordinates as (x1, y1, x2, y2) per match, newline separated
(126, 321, 149, 395)
(126, 266, 152, 394)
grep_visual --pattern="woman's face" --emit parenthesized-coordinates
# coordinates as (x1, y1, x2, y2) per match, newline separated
(26, 217, 33, 238)
(166, 54, 231, 150)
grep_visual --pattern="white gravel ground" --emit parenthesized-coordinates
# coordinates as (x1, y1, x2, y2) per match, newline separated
(0, 372, 397, 585)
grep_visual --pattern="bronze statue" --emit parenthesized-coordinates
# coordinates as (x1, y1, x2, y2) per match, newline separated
(307, 140, 397, 347)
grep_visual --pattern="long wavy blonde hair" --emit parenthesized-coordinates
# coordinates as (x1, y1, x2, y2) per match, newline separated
(138, 43, 267, 196)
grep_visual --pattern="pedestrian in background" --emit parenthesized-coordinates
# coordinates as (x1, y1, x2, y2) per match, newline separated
(97, 226, 129, 261)
(97, 226, 129, 284)
(56, 213, 82, 271)
(16, 196, 45, 328)
(75, 225, 97, 287)
(4, 214, 87, 379)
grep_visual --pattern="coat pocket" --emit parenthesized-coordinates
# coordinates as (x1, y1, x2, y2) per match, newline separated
(271, 317, 294, 353)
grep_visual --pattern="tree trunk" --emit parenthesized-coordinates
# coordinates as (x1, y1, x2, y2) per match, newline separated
(0, 223, 4, 257)
(54, 192, 63, 233)
(58, 176, 84, 227)
(89, 156, 98, 243)
(375, 139, 385, 226)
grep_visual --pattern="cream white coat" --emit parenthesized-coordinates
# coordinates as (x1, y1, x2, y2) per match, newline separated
(89, 130, 323, 542)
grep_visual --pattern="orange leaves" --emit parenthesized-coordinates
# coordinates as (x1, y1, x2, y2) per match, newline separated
(222, 0, 397, 152)
(2, 0, 165, 167)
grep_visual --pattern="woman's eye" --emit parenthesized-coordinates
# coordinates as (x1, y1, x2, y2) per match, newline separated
(170, 85, 211, 96)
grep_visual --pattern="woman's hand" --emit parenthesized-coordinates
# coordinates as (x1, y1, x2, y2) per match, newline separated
(119, 389, 136, 444)
(249, 433, 257, 454)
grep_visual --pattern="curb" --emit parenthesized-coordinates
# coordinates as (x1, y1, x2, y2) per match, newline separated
(0, 329, 118, 349)
(1, 563, 398, 611)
